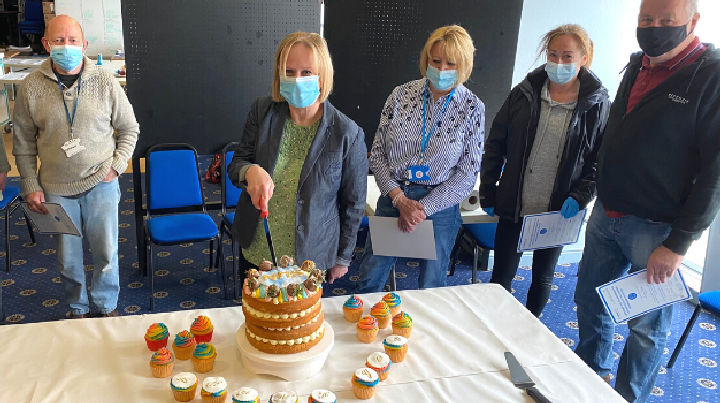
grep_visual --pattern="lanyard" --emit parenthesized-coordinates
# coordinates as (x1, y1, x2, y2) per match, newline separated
(420, 81, 455, 164)
(56, 74, 81, 138)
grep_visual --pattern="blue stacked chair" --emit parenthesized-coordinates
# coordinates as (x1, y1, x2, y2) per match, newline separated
(449, 222, 498, 284)
(668, 290, 720, 368)
(216, 142, 242, 300)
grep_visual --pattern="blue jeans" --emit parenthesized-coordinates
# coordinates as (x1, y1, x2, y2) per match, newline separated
(45, 179, 121, 315)
(574, 202, 673, 403)
(356, 185, 462, 292)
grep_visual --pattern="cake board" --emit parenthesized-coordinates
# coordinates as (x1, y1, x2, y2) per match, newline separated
(236, 322, 334, 381)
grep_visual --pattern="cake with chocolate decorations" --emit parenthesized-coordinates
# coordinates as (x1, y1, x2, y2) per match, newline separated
(242, 256, 326, 354)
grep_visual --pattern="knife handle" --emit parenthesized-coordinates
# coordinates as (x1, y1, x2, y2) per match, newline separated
(526, 386, 552, 403)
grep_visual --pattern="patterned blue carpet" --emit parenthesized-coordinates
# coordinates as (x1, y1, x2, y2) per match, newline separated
(0, 162, 717, 403)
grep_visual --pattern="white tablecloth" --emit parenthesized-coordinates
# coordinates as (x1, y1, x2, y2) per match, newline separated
(0, 284, 624, 402)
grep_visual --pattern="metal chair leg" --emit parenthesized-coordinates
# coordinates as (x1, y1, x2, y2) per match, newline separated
(209, 239, 215, 270)
(388, 264, 397, 292)
(5, 207, 10, 273)
(480, 248, 491, 271)
(232, 238, 239, 301)
(448, 227, 464, 277)
(218, 237, 227, 300)
(472, 244, 478, 284)
(215, 230, 223, 270)
(149, 242, 155, 311)
(23, 213, 35, 243)
(668, 304, 702, 368)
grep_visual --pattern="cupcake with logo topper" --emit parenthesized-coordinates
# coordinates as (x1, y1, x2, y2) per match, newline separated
(201, 377, 228, 403)
(149, 347, 175, 378)
(308, 390, 336, 403)
(145, 323, 169, 351)
(191, 315, 214, 343)
(232, 387, 260, 403)
(382, 292, 402, 315)
(383, 335, 408, 362)
(191, 342, 217, 373)
(172, 330, 197, 360)
(351, 367, 379, 399)
(391, 311, 413, 338)
(343, 294, 364, 322)
(370, 301, 391, 329)
(356, 315, 379, 343)
(365, 352, 392, 381)
(269, 391, 298, 403)
(171, 372, 199, 402)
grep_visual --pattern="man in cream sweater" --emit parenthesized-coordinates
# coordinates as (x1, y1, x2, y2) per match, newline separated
(13, 15, 139, 318)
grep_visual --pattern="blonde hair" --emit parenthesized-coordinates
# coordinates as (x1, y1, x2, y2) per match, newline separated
(537, 24, 594, 70)
(272, 32, 334, 103)
(419, 25, 475, 86)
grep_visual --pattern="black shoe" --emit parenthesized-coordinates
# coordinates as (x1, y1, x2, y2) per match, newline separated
(69, 313, 89, 319)
(98, 309, 119, 318)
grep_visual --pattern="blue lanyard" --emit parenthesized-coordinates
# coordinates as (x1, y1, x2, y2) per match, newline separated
(420, 81, 454, 164)
(56, 74, 81, 137)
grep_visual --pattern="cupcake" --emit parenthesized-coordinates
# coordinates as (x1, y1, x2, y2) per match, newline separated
(356, 316, 379, 343)
(342, 294, 364, 322)
(191, 342, 217, 373)
(269, 391, 298, 403)
(145, 323, 169, 351)
(149, 347, 175, 378)
(232, 387, 260, 403)
(383, 335, 409, 363)
(351, 367, 379, 400)
(365, 352, 392, 381)
(201, 377, 228, 403)
(191, 315, 214, 343)
(171, 372, 199, 402)
(383, 292, 402, 315)
(370, 301, 391, 329)
(308, 390, 336, 403)
(391, 311, 413, 338)
(172, 330, 197, 360)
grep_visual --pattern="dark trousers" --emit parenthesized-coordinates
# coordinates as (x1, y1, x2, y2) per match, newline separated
(489, 217, 563, 317)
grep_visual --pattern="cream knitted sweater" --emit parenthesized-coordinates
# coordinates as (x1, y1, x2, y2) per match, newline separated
(12, 57, 139, 196)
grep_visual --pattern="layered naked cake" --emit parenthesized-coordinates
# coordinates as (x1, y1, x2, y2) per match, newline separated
(242, 256, 326, 354)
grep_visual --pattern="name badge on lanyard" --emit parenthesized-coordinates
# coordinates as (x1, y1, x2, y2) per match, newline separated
(57, 74, 85, 158)
(407, 81, 455, 182)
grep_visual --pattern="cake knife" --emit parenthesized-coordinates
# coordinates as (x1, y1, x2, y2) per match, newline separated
(260, 196, 278, 266)
(504, 352, 552, 403)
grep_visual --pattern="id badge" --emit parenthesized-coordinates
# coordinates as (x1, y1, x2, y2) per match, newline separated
(61, 138, 85, 158)
(407, 165, 431, 181)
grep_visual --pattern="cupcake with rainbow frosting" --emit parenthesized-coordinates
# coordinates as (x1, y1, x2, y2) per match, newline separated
(356, 315, 379, 343)
(370, 301, 391, 329)
(351, 367, 379, 400)
(391, 311, 412, 338)
(149, 347, 175, 378)
(191, 315, 214, 343)
(343, 294, 364, 322)
(191, 342, 217, 373)
(231, 387, 260, 403)
(382, 292, 402, 315)
(171, 372, 198, 402)
(172, 330, 197, 360)
(145, 323, 169, 351)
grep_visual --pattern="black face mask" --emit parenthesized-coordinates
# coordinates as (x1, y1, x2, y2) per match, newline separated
(636, 24, 689, 57)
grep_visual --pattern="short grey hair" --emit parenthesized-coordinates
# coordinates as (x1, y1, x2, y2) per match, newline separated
(687, 0, 699, 16)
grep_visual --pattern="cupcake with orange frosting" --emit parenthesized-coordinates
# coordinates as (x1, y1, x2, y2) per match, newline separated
(383, 335, 408, 363)
(351, 367, 379, 399)
(172, 330, 197, 360)
(382, 292, 402, 315)
(171, 372, 199, 402)
(370, 301, 391, 329)
(356, 316, 379, 343)
(201, 376, 227, 403)
(191, 342, 217, 373)
(191, 315, 214, 343)
(149, 347, 175, 378)
(343, 294, 364, 322)
(145, 323, 169, 351)
(391, 311, 412, 338)
(365, 352, 392, 381)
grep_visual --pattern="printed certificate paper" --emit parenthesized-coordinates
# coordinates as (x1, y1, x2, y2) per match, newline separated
(21, 203, 82, 237)
(517, 210, 587, 252)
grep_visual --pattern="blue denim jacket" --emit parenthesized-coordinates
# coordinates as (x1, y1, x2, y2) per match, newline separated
(228, 96, 368, 270)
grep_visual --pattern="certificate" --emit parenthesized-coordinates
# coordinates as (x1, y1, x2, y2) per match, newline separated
(21, 203, 82, 237)
(597, 269, 691, 325)
(368, 216, 437, 260)
(517, 210, 587, 252)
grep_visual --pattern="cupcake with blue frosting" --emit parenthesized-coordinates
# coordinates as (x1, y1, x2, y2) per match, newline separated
(232, 387, 259, 403)
(343, 294, 364, 322)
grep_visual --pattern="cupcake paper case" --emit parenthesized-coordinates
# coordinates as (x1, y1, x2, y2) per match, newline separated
(269, 391, 298, 403)
(383, 335, 409, 363)
(191, 342, 218, 373)
(383, 292, 402, 315)
(342, 294, 364, 322)
(308, 389, 336, 403)
(201, 377, 228, 403)
(149, 347, 175, 378)
(172, 330, 197, 360)
(145, 323, 169, 351)
(392, 311, 413, 338)
(232, 387, 260, 403)
(365, 352, 392, 381)
(351, 367, 379, 400)
(191, 315, 214, 343)
(171, 372, 198, 402)
(356, 316, 379, 343)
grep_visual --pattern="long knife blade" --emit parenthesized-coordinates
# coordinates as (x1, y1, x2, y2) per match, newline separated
(260, 196, 277, 266)
(504, 352, 553, 403)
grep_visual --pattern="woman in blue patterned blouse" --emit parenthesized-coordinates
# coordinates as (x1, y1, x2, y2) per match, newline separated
(357, 25, 485, 292)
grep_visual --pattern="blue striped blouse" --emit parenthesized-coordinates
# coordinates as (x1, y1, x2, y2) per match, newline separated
(370, 79, 485, 216)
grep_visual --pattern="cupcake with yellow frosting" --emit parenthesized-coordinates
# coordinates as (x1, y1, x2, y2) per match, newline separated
(232, 387, 260, 403)
(370, 301, 391, 329)
(172, 330, 197, 360)
(201, 376, 228, 403)
(191, 315, 214, 343)
(356, 315, 379, 343)
(171, 372, 198, 402)
(351, 367, 379, 400)
(342, 294, 364, 322)
(149, 347, 175, 378)
(382, 292, 402, 315)
(191, 342, 217, 373)
(145, 323, 169, 351)
(391, 311, 412, 338)
(383, 335, 408, 363)
(365, 352, 392, 381)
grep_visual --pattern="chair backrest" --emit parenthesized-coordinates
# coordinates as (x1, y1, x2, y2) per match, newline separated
(23, 1, 42, 21)
(221, 142, 242, 213)
(146, 144, 205, 212)
(464, 222, 498, 250)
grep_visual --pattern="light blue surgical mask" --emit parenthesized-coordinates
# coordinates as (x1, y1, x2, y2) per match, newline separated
(50, 45, 84, 72)
(426, 64, 457, 91)
(279, 75, 320, 108)
(545, 62, 577, 84)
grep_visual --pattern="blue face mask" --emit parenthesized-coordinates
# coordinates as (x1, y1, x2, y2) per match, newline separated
(50, 45, 84, 72)
(545, 62, 577, 84)
(426, 64, 457, 91)
(279, 75, 320, 108)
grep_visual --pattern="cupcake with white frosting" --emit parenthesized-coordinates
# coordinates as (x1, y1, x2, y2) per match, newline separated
(232, 387, 259, 403)
(269, 391, 298, 403)
(365, 351, 392, 381)
(171, 372, 198, 402)
(201, 377, 227, 403)
(383, 335, 409, 363)
(351, 367, 379, 399)
(308, 389, 336, 403)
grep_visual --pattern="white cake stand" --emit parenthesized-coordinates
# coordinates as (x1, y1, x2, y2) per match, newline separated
(236, 322, 334, 381)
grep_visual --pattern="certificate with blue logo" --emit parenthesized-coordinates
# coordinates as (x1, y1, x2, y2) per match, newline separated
(517, 210, 587, 253)
(597, 270, 692, 325)
(21, 202, 82, 237)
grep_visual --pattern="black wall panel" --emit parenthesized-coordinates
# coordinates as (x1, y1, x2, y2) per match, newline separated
(122, 0, 320, 156)
(324, 0, 524, 150)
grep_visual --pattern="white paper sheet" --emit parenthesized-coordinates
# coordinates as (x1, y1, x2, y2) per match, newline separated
(368, 216, 437, 259)
(596, 269, 692, 324)
(102, 0, 122, 20)
(21, 203, 81, 236)
(517, 210, 587, 252)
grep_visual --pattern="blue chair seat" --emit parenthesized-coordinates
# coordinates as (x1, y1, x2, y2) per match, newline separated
(700, 291, 720, 314)
(148, 214, 218, 244)
(360, 215, 370, 229)
(464, 222, 498, 249)
(223, 212, 235, 226)
(0, 186, 20, 210)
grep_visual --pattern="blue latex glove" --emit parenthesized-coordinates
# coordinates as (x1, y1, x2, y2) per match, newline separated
(561, 197, 579, 219)
(482, 207, 495, 217)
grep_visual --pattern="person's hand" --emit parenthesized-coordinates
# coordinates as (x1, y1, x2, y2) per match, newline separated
(482, 207, 495, 217)
(646, 245, 684, 284)
(246, 165, 274, 211)
(395, 195, 426, 233)
(26, 191, 48, 215)
(561, 197, 579, 219)
(0, 172, 6, 192)
(327, 264, 349, 284)
(103, 168, 118, 182)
